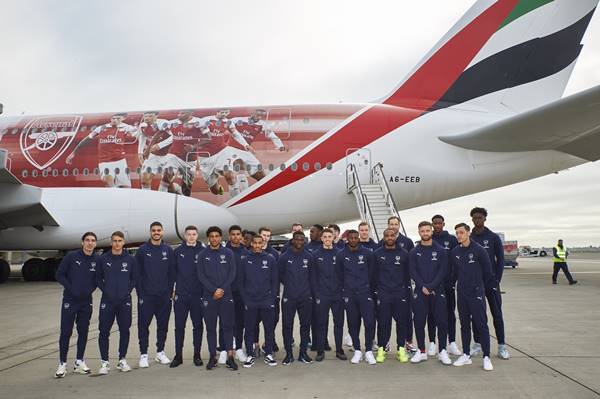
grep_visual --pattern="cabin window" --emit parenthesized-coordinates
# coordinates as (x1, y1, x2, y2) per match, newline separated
(302, 162, 309, 171)
(73, 168, 79, 176)
(290, 163, 298, 171)
(82, 168, 89, 176)
(32, 170, 38, 177)
(314, 162, 322, 171)
(21, 170, 28, 178)
(326, 162, 333, 170)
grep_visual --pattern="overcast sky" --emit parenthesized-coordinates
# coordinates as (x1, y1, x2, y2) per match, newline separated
(1, 0, 599, 247)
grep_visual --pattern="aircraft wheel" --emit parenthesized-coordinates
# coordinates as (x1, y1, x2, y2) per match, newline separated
(22, 258, 44, 281)
(43, 258, 59, 281)
(0, 259, 10, 284)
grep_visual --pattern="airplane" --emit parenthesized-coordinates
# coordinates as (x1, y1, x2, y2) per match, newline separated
(1, 0, 600, 283)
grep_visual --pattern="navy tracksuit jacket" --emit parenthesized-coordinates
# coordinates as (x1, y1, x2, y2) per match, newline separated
(173, 243, 205, 356)
(97, 251, 136, 361)
(471, 227, 506, 345)
(450, 241, 494, 357)
(373, 245, 410, 348)
(409, 242, 448, 351)
(337, 245, 375, 351)
(224, 242, 250, 351)
(311, 247, 344, 352)
(360, 238, 378, 251)
(238, 251, 278, 356)
(56, 250, 98, 363)
(197, 245, 236, 356)
(432, 231, 459, 343)
(278, 247, 313, 353)
(135, 241, 175, 354)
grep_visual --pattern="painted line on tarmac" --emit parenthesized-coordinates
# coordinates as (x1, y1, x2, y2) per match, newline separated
(510, 271, 600, 275)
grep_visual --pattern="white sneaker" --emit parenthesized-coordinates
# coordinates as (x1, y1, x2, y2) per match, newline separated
(351, 350, 363, 364)
(438, 349, 452, 365)
(117, 359, 131, 372)
(498, 344, 510, 360)
(483, 356, 494, 371)
(218, 350, 228, 364)
(235, 349, 247, 362)
(98, 361, 109, 375)
(384, 340, 391, 352)
(364, 351, 377, 365)
(448, 341, 462, 356)
(453, 354, 472, 367)
(155, 351, 170, 365)
(54, 362, 67, 378)
(410, 351, 428, 363)
(344, 334, 354, 351)
(427, 342, 437, 356)
(73, 360, 90, 374)
(139, 354, 149, 368)
(470, 343, 483, 357)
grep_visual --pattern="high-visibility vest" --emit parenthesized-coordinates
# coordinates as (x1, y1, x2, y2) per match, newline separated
(554, 246, 567, 262)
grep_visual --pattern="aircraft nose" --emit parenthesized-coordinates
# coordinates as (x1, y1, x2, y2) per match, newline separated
(175, 195, 239, 236)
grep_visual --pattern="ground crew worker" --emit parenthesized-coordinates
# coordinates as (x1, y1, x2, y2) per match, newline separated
(409, 222, 451, 365)
(135, 221, 175, 368)
(54, 232, 99, 378)
(278, 231, 314, 365)
(197, 226, 237, 371)
(97, 231, 136, 374)
(450, 223, 494, 371)
(470, 207, 509, 360)
(373, 228, 410, 364)
(552, 239, 577, 285)
(239, 235, 278, 367)
(170, 226, 205, 368)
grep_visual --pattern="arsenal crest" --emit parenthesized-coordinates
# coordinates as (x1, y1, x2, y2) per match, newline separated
(19, 116, 82, 170)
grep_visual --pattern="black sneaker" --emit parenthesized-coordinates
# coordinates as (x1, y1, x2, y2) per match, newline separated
(169, 355, 183, 368)
(336, 350, 347, 361)
(273, 342, 280, 352)
(225, 357, 238, 371)
(552, 280, 557, 284)
(206, 357, 218, 370)
(315, 351, 325, 362)
(243, 356, 255, 368)
(193, 352, 203, 367)
(282, 352, 294, 365)
(264, 354, 277, 366)
(569, 280, 578, 285)
(324, 342, 332, 352)
(298, 352, 313, 364)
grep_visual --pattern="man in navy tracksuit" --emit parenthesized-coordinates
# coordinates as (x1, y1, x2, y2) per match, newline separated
(311, 228, 346, 362)
(96, 231, 136, 374)
(54, 232, 99, 378)
(258, 226, 281, 354)
(306, 224, 324, 350)
(372, 228, 410, 364)
(409, 221, 451, 365)
(239, 235, 279, 367)
(135, 221, 175, 368)
(169, 226, 205, 368)
(450, 223, 494, 371)
(470, 207, 509, 360)
(431, 214, 461, 356)
(281, 222, 305, 253)
(278, 231, 314, 365)
(328, 224, 346, 250)
(197, 226, 237, 371)
(358, 222, 378, 251)
(224, 225, 250, 363)
(338, 230, 377, 365)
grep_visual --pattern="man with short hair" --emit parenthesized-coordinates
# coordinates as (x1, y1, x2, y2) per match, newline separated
(278, 231, 314, 365)
(282, 223, 304, 253)
(373, 228, 410, 364)
(431, 214, 461, 356)
(135, 221, 175, 368)
(306, 224, 324, 253)
(96, 231, 136, 374)
(312, 228, 346, 361)
(239, 235, 279, 367)
(338, 230, 377, 365)
(170, 226, 206, 368)
(409, 222, 451, 365)
(54, 232, 99, 378)
(552, 239, 577, 285)
(197, 226, 238, 371)
(470, 207, 509, 360)
(451, 223, 494, 371)
(328, 224, 346, 250)
(258, 226, 281, 354)
(358, 222, 378, 251)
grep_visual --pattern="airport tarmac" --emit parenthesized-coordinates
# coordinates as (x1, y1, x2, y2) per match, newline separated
(0, 254, 599, 399)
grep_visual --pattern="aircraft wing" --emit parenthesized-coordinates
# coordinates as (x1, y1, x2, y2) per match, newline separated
(439, 85, 600, 161)
(0, 149, 59, 229)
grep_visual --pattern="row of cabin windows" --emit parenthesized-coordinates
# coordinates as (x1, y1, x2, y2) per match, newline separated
(19, 162, 334, 178)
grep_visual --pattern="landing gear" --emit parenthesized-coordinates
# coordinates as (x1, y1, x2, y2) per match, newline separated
(43, 258, 59, 281)
(0, 259, 10, 284)
(22, 258, 45, 281)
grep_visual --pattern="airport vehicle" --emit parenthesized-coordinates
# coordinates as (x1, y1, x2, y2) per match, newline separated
(1, 0, 600, 283)
(520, 246, 551, 257)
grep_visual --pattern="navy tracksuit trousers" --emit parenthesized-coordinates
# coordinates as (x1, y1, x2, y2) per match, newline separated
(458, 292, 490, 357)
(204, 297, 234, 357)
(472, 282, 505, 345)
(245, 305, 275, 356)
(219, 291, 244, 351)
(282, 297, 312, 353)
(315, 298, 344, 352)
(137, 295, 171, 354)
(59, 298, 92, 363)
(173, 294, 204, 356)
(377, 296, 409, 349)
(99, 297, 132, 361)
(344, 293, 375, 352)
(413, 290, 448, 351)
